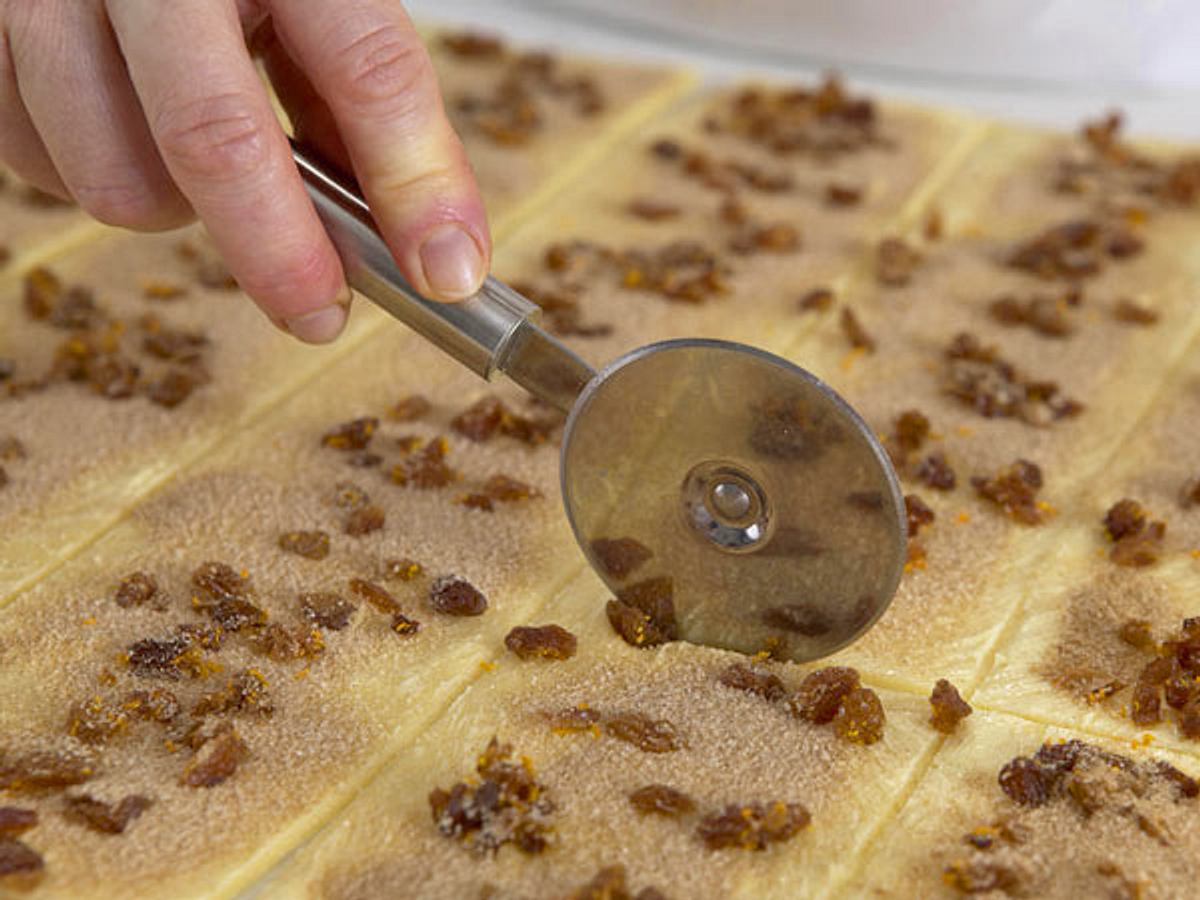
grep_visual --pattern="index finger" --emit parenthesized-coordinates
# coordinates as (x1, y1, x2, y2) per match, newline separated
(106, 0, 350, 343)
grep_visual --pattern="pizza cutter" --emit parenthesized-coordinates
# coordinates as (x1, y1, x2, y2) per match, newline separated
(294, 145, 907, 662)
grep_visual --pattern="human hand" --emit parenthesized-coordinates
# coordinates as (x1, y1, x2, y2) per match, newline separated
(0, 1, 491, 343)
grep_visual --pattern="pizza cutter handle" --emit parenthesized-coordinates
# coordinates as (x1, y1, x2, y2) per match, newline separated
(292, 141, 539, 382)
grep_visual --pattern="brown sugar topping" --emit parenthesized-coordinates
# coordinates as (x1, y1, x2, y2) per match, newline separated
(277, 530, 330, 560)
(428, 737, 554, 856)
(63, 794, 152, 835)
(504, 624, 577, 661)
(629, 785, 696, 818)
(929, 679, 973, 733)
(696, 801, 811, 851)
(429, 576, 488, 617)
(971, 459, 1046, 525)
(1102, 499, 1167, 567)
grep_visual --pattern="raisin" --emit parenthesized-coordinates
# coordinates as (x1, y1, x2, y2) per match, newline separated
(924, 208, 944, 241)
(388, 394, 432, 422)
(0, 749, 94, 791)
(299, 592, 355, 631)
(590, 537, 653, 581)
(929, 679, 973, 733)
(892, 409, 931, 456)
(142, 327, 207, 362)
(391, 612, 421, 636)
(696, 801, 810, 851)
(604, 712, 683, 753)
(0, 809, 36, 837)
(717, 662, 786, 701)
(614, 577, 677, 639)
(349, 578, 400, 614)
(332, 481, 370, 511)
(142, 280, 187, 300)
(761, 604, 832, 637)
(192, 561, 250, 602)
(916, 453, 957, 491)
(825, 183, 863, 206)
(987, 295, 1073, 338)
(23, 266, 62, 320)
(834, 686, 886, 744)
(390, 437, 458, 488)
(627, 198, 681, 221)
(451, 397, 505, 442)
(123, 689, 180, 724)
(383, 558, 423, 581)
(0, 437, 26, 461)
(876, 238, 921, 286)
(606, 600, 671, 648)
(1008, 219, 1110, 280)
(429, 576, 488, 616)
(998, 757, 1049, 807)
(246, 624, 324, 663)
(114, 571, 158, 608)
(1180, 477, 1200, 508)
(1104, 499, 1146, 540)
(504, 625, 577, 661)
(145, 368, 199, 408)
(321, 417, 378, 451)
(628, 785, 695, 818)
(63, 794, 152, 834)
(650, 138, 683, 160)
(789, 667, 861, 724)
(944, 331, 1082, 425)
(905, 493, 936, 537)
(839, 308, 875, 352)
(180, 724, 248, 788)
(277, 530, 330, 560)
(428, 738, 554, 856)
(566, 865, 667, 900)
(1117, 619, 1156, 651)
(66, 697, 129, 745)
(0, 837, 43, 877)
(797, 287, 834, 312)
(127, 636, 192, 680)
(440, 31, 505, 57)
(1113, 298, 1158, 326)
(1130, 679, 1162, 726)
(1153, 760, 1199, 798)
(972, 460, 1045, 525)
(344, 505, 385, 536)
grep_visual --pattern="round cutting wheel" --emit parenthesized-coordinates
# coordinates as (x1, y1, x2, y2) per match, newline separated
(561, 339, 907, 662)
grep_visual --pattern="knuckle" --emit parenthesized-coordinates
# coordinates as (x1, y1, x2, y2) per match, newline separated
(71, 178, 173, 230)
(335, 23, 434, 115)
(154, 91, 272, 183)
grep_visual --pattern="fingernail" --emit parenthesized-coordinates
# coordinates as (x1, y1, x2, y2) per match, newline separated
(282, 303, 347, 344)
(419, 225, 485, 300)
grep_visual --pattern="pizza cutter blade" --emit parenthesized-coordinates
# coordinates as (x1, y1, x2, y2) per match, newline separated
(295, 144, 907, 662)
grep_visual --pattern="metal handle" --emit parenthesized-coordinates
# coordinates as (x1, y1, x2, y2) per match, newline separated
(292, 142, 538, 380)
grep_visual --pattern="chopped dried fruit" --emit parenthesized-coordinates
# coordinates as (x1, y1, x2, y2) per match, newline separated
(544, 705, 602, 734)
(833, 686, 886, 744)
(390, 612, 421, 636)
(63, 794, 152, 834)
(332, 481, 371, 511)
(440, 30, 504, 57)
(145, 368, 201, 408)
(565, 865, 667, 900)
(247, 624, 324, 663)
(929, 679, 973, 733)
(299, 592, 356, 631)
(387, 394, 432, 421)
(428, 737, 554, 855)
(127, 636, 194, 680)
(789, 666, 861, 724)
(429, 576, 488, 616)
(604, 712, 683, 753)
(0, 809, 36, 837)
(797, 287, 834, 312)
(23, 266, 62, 320)
(1102, 498, 1167, 567)
(943, 860, 1021, 894)
(142, 325, 207, 362)
(277, 530, 330, 560)
(590, 537, 653, 581)
(971, 459, 1046, 525)
(180, 724, 248, 788)
(123, 689, 180, 724)
(825, 182, 862, 206)
(944, 332, 1082, 425)
(343, 505, 386, 537)
(321, 417, 378, 451)
(905, 493, 936, 537)
(350, 578, 401, 615)
(605, 599, 672, 648)
(390, 437, 458, 488)
(627, 198, 681, 221)
(728, 221, 801, 255)
(916, 453, 957, 491)
(66, 696, 130, 745)
(1113, 298, 1158, 326)
(998, 756, 1051, 807)
(1008, 219, 1138, 280)
(717, 662, 786, 701)
(383, 558, 423, 582)
(876, 237, 921, 286)
(114, 571, 158, 608)
(0, 837, 43, 877)
(451, 397, 556, 445)
(628, 785, 695, 818)
(613, 577, 677, 639)
(193, 669, 274, 717)
(504, 625, 577, 661)
(697, 801, 811, 851)
(0, 749, 94, 791)
(839, 307, 875, 352)
(141, 279, 187, 300)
